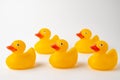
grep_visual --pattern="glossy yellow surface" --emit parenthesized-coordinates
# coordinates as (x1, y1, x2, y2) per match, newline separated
(6, 40, 36, 70)
(88, 41, 118, 70)
(34, 28, 59, 54)
(75, 28, 99, 53)
(49, 39, 78, 68)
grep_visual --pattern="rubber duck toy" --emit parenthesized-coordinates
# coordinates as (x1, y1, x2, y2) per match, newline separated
(75, 28, 99, 53)
(49, 39, 78, 68)
(6, 40, 36, 70)
(88, 40, 118, 70)
(34, 28, 59, 54)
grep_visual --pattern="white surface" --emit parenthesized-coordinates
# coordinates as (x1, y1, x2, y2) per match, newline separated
(0, 0, 120, 80)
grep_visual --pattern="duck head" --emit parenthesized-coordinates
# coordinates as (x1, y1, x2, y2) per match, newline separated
(76, 29, 92, 39)
(91, 41, 108, 53)
(51, 39, 68, 52)
(35, 28, 51, 39)
(7, 40, 26, 53)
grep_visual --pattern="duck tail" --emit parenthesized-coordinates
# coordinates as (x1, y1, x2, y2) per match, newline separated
(68, 47, 78, 60)
(107, 49, 118, 64)
(26, 48, 36, 59)
(51, 35, 59, 42)
(92, 35, 99, 42)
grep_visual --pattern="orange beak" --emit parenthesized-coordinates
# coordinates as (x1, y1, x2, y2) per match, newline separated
(51, 44, 60, 51)
(35, 33, 44, 39)
(91, 45, 100, 52)
(76, 32, 84, 39)
(7, 45, 17, 52)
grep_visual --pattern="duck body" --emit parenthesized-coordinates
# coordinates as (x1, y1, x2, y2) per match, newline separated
(6, 40, 36, 70)
(88, 41, 118, 70)
(75, 39, 95, 53)
(50, 48, 78, 68)
(6, 48, 36, 69)
(75, 28, 99, 53)
(35, 39, 55, 54)
(34, 28, 59, 54)
(49, 39, 78, 68)
(88, 51, 117, 70)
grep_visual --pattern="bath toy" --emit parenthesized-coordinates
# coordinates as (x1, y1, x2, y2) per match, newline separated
(88, 40, 118, 70)
(49, 39, 78, 68)
(34, 28, 59, 54)
(75, 28, 99, 53)
(6, 40, 36, 70)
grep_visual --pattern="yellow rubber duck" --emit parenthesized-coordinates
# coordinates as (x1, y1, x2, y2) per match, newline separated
(6, 40, 36, 70)
(88, 40, 118, 70)
(75, 28, 99, 53)
(49, 39, 78, 68)
(34, 28, 59, 54)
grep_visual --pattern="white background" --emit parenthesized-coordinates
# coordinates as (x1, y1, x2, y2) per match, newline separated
(0, 0, 120, 80)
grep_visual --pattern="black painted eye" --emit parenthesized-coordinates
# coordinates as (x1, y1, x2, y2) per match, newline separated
(61, 43, 63, 45)
(85, 32, 87, 34)
(43, 31, 46, 33)
(17, 44, 20, 46)
(100, 44, 103, 46)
